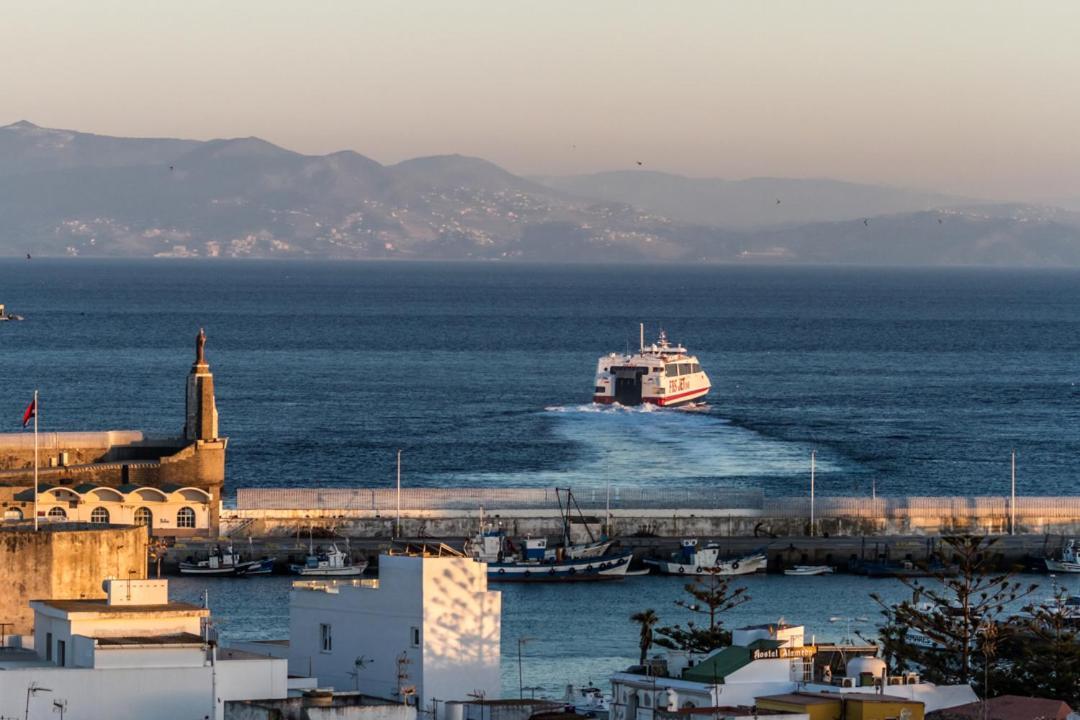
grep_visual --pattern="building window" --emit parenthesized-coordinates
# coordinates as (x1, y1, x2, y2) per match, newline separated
(90, 507, 110, 524)
(410, 627, 420, 647)
(47, 506, 66, 520)
(57, 640, 66, 667)
(134, 507, 153, 527)
(177, 507, 196, 528)
(45, 633, 52, 662)
(320, 623, 333, 653)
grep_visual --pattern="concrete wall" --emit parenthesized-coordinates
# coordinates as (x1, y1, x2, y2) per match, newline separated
(0, 524, 148, 636)
(0, 658, 287, 720)
(289, 555, 500, 716)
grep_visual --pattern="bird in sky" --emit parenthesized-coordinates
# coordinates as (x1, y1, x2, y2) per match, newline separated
(636, 161, 643, 166)
(169, 165, 174, 171)
(863, 219, 869, 226)
(776, 199, 781, 205)
(26, 253, 31, 260)
(938, 218, 943, 224)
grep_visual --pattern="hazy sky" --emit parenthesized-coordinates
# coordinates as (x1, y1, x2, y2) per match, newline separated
(2, 1, 1079, 200)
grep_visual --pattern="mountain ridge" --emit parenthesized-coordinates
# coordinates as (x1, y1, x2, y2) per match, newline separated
(3, 121, 1080, 266)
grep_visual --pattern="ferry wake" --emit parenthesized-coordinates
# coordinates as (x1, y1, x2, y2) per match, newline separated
(592, 324, 710, 407)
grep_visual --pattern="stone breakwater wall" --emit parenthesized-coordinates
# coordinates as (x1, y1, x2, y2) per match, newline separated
(222, 488, 1080, 539)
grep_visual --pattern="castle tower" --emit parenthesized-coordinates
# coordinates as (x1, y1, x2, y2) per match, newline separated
(184, 328, 219, 441)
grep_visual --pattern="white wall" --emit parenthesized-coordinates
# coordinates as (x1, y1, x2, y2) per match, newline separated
(289, 555, 500, 715)
(0, 657, 285, 720)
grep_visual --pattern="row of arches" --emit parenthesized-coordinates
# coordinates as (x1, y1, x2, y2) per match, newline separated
(44, 505, 197, 528)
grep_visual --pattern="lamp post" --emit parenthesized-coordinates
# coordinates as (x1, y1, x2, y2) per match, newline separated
(517, 636, 535, 699)
(809, 450, 816, 537)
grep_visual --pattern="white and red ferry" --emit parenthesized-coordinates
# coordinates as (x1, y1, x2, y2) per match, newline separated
(592, 325, 711, 407)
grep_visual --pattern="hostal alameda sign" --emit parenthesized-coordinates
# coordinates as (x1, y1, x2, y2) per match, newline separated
(751, 646, 817, 660)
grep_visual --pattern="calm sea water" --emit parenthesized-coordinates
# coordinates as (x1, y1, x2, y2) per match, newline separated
(2, 259, 1080, 496)
(4, 258, 1080, 694)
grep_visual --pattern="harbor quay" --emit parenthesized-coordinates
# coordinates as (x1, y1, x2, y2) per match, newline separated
(156, 486, 1080, 573)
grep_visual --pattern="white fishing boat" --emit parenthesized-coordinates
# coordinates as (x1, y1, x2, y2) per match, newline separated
(593, 325, 710, 407)
(290, 542, 368, 576)
(644, 539, 767, 576)
(564, 684, 611, 717)
(1045, 539, 1080, 573)
(0, 304, 24, 322)
(179, 545, 273, 576)
(466, 530, 633, 582)
(783, 565, 835, 576)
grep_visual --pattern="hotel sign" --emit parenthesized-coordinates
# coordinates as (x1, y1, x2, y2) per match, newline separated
(752, 646, 817, 660)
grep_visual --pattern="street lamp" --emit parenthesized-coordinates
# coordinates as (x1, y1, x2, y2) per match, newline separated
(514, 639, 531, 699)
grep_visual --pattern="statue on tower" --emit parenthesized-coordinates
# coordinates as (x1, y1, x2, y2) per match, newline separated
(195, 328, 207, 365)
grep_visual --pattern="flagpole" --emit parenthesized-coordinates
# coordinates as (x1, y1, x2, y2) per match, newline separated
(33, 389, 39, 532)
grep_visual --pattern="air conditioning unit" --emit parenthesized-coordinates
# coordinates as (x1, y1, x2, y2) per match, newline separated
(840, 678, 856, 688)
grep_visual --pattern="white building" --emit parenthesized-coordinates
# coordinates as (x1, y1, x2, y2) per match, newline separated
(288, 545, 501, 716)
(0, 578, 287, 720)
(610, 623, 977, 720)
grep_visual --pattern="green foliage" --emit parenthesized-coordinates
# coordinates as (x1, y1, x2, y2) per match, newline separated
(653, 570, 750, 654)
(990, 590, 1080, 707)
(630, 608, 659, 666)
(870, 535, 1036, 689)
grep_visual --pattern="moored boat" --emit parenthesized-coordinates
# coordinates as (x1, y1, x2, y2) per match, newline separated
(290, 542, 368, 576)
(179, 545, 274, 576)
(1045, 539, 1080, 573)
(783, 565, 835, 576)
(593, 325, 710, 407)
(467, 530, 633, 582)
(644, 539, 767, 576)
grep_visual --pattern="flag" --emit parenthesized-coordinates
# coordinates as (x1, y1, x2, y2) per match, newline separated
(22, 397, 36, 428)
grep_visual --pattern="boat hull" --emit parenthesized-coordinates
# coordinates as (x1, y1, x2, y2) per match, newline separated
(783, 565, 834, 576)
(1046, 559, 1080, 573)
(486, 551, 633, 582)
(291, 564, 367, 576)
(644, 553, 767, 576)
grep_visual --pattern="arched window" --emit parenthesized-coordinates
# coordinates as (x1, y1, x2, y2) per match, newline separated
(47, 506, 67, 520)
(176, 507, 196, 528)
(4, 508, 24, 521)
(134, 507, 153, 527)
(90, 507, 110, 524)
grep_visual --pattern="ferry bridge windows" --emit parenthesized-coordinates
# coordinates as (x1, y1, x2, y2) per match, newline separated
(691, 363, 701, 374)
(594, 386, 605, 393)
(134, 507, 153, 527)
(665, 364, 678, 376)
(47, 506, 67, 520)
(90, 507, 110, 524)
(678, 363, 692, 375)
(177, 507, 196, 528)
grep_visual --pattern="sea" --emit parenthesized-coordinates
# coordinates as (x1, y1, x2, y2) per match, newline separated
(3, 258, 1080, 693)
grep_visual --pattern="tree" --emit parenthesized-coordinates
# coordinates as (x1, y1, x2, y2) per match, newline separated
(630, 609, 660, 666)
(991, 590, 1080, 707)
(654, 570, 750, 654)
(870, 535, 1037, 689)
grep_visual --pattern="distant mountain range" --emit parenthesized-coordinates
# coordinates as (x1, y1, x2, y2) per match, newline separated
(4, 120, 1080, 266)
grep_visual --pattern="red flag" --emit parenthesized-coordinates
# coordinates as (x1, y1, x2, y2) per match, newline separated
(22, 398, 35, 428)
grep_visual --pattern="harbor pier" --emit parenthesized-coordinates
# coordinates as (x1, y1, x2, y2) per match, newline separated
(159, 487, 1080, 574)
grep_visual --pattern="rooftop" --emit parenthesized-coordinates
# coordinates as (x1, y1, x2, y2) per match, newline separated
(931, 695, 1074, 720)
(95, 633, 204, 647)
(31, 599, 208, 616)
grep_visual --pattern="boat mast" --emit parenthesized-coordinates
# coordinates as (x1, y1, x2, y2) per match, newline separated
(639, 323, 644, 353)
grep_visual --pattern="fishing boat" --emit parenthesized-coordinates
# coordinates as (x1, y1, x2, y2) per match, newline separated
(290, 542, 368, 576)
(466, 529, 633, 582)
(593, 325, 710, 407)
(783, 565, 835, 576)
(1045, 539, 1080, 573)
(179, 545, 273, 576)
(564, 684, 611, 717)
(644, 539, 767, 576)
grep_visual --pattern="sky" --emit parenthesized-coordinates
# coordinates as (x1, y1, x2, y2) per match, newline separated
(2, 1, 1079, 201)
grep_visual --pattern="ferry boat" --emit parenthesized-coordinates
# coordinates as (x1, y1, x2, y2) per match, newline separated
(179, 545, 274, 576)
(1045, 539, 1080, 573)
(593, 325, 710, 407)
(644, 539, 767, 576)
(290, 543, 368, 577)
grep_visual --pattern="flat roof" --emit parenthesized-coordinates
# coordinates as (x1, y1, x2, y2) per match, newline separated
(96, 633, 204, 647)
(32, 599, 208, 615)
(757, 693, 841, 706)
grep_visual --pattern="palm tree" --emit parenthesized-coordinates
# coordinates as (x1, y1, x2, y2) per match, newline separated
(631, 609, 660, 666)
